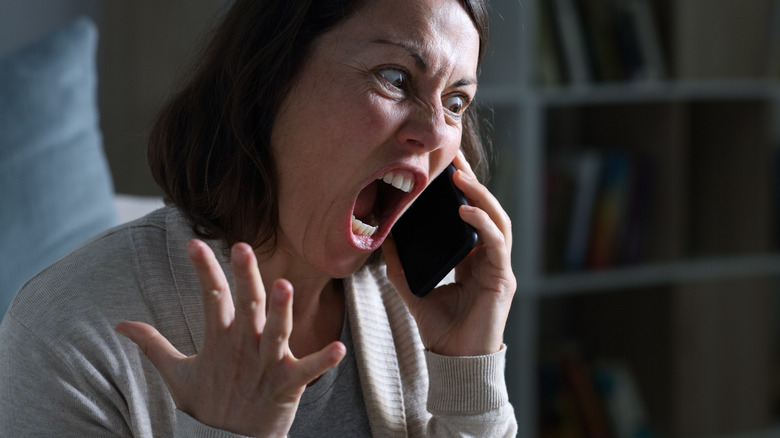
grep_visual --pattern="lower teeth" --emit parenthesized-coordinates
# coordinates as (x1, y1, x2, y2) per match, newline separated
(352, 215, 378, 237)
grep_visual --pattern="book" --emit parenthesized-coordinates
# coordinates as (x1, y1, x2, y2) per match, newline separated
(560, 355, 613, 438)
(625, 0, 666, 81)
(538, 0, 566, 86)
(577, 0, 624, 83)
(607, 2, 645, 82)
(593, 361, 655, 438)
(563, 150, 603, 271)
(587, 151, 631, 270)
(767, 0, 780, 77)
(551, 0, 593, 85)
(617, 157, 654, 265)
(544, 165, 575, 272)
(539, 359, 587, 438)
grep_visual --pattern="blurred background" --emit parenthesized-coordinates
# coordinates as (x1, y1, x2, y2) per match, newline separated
(0, 0, 230, 196)
(2, 0, 780, 437)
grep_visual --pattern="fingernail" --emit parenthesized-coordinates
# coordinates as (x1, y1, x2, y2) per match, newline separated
(114, 325, 128, 337)
(458, 169, 472, 180)
(231, 244, 248, 263)
(115, 323, 136, 339)
(272, 283, 288, 304)
(332, 343, 347, 361)
(187, 240, 200, 258)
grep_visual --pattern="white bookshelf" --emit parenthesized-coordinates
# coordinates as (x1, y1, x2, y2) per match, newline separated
(540, 254, 780, 296)
(480, 0, 780, 436)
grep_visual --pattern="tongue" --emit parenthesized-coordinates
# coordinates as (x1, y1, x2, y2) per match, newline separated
(354, 181, 378, 219)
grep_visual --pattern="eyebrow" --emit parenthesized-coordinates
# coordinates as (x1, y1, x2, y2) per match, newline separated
(371, 38, 477, 88)
(372, 38, 428, 71)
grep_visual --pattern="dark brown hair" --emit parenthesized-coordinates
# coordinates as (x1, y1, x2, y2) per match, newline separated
(148, 0, 490, 249)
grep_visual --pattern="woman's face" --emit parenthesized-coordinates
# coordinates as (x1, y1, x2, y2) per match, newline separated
(270, 0, 480, 277)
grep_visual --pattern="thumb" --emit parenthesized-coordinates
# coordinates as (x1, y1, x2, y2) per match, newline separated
(115, 321, 187, 379)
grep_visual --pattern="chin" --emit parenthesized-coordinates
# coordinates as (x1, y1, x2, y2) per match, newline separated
(324, 250, 375, 279)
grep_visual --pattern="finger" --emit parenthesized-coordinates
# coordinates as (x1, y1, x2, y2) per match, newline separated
(453, 149, 477, 179)
(459, 204, 511, 271)
(259, 279, 294, 364)
(188, 240, 235, 334)
(231, 243, 266, 347)
(290, 341, 346, 388)
(115, 321, 187, 383)
(453, 169, 513, 253)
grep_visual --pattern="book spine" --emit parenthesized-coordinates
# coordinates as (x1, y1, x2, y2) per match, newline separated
(608, 3, 645, 81)
(626, 0, 666, 81)
(587, 151, 631, 270)
(538, 0, 567, 86)
(551, 0, 593, 85)
(564, 151, 602, 271)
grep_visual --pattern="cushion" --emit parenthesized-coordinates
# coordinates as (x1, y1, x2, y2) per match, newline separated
(0, 18, 117, 319)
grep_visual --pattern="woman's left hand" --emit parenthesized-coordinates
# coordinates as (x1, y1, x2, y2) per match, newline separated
(382, 151, 516, 357)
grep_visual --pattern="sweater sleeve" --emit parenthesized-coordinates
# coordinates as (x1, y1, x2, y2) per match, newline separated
(424, 346, 517, 437)
(0, 309, 265, 438)
(0, 313, 134, 437)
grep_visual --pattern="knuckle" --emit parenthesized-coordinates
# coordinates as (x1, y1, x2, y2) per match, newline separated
(236, 294, 260, 314)
(204, 286, 228, 302)
(501, 211, 512, 228)
(139, 332, 162, 359)
(261, 323, 288, 345)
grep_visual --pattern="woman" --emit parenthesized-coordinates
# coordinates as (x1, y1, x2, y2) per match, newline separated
(0, 0, 517, 436)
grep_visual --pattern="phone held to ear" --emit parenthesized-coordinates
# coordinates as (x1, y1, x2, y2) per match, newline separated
(392, 163, 478, 297)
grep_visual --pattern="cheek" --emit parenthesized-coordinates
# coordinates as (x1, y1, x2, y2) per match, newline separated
(357, 93, 405, 136)
(440, 124, 464, 162)
(307, 86, 385, 133)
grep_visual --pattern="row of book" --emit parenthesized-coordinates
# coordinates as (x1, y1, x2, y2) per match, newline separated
(544, 149, 655, 272)
(538, 0, 666, 86)
(539, 353, 655, 438)
(759, 0, 780, 78)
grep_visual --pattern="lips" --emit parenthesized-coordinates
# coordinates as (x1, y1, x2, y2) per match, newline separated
(350, 168, 421, 248)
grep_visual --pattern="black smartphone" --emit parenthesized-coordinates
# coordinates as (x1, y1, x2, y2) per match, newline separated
(392, 163, 478, 297)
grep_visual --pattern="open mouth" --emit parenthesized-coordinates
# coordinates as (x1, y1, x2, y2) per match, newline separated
(351, 169, 419, 243)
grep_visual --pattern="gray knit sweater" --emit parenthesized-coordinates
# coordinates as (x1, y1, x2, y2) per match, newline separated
(0, 207, 516, 437)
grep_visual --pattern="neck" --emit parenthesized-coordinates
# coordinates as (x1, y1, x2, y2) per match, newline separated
(255, 246, 344, 358)
(256, 247, 333, 309)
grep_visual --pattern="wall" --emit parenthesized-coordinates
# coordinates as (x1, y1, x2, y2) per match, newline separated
(99, 1, 231, 195)
(1, 0, 230, 195)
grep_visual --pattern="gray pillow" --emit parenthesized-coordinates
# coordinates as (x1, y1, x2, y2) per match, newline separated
(0, 18, 117, 319)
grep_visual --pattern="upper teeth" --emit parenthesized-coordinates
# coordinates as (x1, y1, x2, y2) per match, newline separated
(380, 170, 415, 193)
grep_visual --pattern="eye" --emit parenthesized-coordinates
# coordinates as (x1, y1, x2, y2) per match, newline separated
(378, 68, 408, 89)
(444, 95, 467, 115)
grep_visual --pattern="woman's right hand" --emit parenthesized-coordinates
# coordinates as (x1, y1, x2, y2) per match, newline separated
(115, 239, 346, 437)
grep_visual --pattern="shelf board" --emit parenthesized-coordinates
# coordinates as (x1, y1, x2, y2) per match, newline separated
(529, 254, 780, 297)
(714, 425, 780, 438)
(478, 85, 527, 105)
(479, 80, 780, 107)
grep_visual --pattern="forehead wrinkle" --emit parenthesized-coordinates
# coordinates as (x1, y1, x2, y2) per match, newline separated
(371, 38, 428, 72)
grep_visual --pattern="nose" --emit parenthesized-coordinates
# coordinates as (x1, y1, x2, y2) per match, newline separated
(396, 98, 450, 154)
